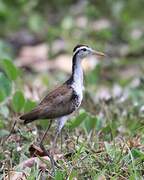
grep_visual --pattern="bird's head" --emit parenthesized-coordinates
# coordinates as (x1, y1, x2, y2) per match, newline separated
(73, 44, 105, 59)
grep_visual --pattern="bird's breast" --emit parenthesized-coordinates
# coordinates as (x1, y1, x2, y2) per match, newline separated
(71, 83, 83, 109)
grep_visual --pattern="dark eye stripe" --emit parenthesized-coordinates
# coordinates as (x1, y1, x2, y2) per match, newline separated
(73, 44, 88, 52)
(73, 46, 88, 56)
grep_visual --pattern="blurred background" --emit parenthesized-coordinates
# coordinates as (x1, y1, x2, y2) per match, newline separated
(0, 0, 144, 178)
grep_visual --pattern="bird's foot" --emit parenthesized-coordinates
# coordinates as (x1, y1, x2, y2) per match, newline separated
(39, 143, 58, 175)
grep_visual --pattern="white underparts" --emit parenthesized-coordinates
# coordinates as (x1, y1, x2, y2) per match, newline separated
(71, 56, 84, 106)
(57, 116, 69, 133)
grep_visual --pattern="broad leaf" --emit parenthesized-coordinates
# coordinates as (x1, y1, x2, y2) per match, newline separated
(69, 109, 87, 129)
(0, 119, 4, 129)
(0, 72, 12, 102)
(0, 105, 9, 118)
(2, 59, 19, 80)
(24, 99, 37, 112)
(84, 116, 97, 133)
(0, 129, 9, 137)
(131, 148, 144, 160)
(12, 91, 25, 112)
(54, 170, 64, 180)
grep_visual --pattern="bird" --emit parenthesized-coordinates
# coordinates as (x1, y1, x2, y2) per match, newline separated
(20, 44, 105, 150)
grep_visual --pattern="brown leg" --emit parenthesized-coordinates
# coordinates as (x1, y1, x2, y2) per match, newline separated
(52, 130, 59, 150)
(39, 120, 57, 174)
(40, 143, 57, 174)
(60, 130, 63, 152)
(39, 119, 52, 145)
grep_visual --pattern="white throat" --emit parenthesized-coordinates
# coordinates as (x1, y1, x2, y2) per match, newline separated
(71, 56, 84, 103)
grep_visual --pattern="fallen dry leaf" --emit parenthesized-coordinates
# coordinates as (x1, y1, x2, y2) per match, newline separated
(29, 144, 47, 157)
(127, 136, 141, 148)
(97, 175, 106, 180)
(17, 156, 50, 170)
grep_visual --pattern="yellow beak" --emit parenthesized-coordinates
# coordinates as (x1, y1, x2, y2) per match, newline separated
(92, 50, 105, 57)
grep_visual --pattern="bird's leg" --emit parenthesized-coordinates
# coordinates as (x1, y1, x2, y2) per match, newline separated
(39, 120, 57, 174)
(60, 130, 63, 152)
(40, 143, 56, 174)
(39, 119, 52, 145)
(52, 116, 68, 151)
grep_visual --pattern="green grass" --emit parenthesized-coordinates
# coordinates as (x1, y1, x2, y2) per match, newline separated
(1, 56, 144, 179)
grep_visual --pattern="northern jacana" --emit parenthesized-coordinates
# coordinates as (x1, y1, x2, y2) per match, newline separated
(20, 44, 105, 149)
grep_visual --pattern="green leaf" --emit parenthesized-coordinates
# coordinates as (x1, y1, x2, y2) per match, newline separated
(0, 72, 12, 102)
(12, 91, 25, 112)
(131, 148, 144, 160)
(69, 170, 77, 180)
(24, 99, 37, 112)
(2, 59, 19, 80)
(61, 16, 73, 30)
(0, 129, 9, 137)
(0, 89, 5, 102)
(0, 119, 4, 129)
(84, 116, 97, 133)
(37, 119, 50, 129)
(96, 117, 103, 131)
(86, 64, 101, 84)
(0, 40, 12, 59)
(28, 13, 44, 33)
(69, 109, 87, 129)
(104, 142, 118, 160)
(0, 152, 5, 161)
(0, 105, 9, 118)
(54, 170, 64, 180)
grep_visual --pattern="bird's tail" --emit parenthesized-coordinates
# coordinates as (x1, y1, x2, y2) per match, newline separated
(20, 108, 40, 124)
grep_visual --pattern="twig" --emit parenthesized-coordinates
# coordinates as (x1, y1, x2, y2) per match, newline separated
(1, 120, 17, 146)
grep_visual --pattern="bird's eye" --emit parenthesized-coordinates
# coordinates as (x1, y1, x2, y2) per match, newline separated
(83, 48, 86, 51)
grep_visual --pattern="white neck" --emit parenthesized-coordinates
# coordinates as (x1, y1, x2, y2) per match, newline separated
(73, 57, 83, 87)
(71, 56, 84, 102)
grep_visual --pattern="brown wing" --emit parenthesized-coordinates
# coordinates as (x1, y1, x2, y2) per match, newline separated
(39, 84, 71, 105)
(38, 84, 76, 117)
(20, 84, 76, 124)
